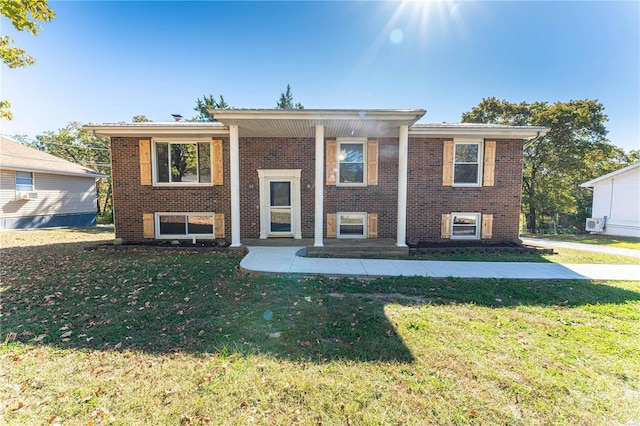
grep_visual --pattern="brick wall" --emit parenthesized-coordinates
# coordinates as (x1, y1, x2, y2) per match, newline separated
(111, 135, 524, 243)
(111, 137, 231, 242)
(239, 137, 316, 238)
(324, 137, 399, 238)
(406, 138, 524, 242)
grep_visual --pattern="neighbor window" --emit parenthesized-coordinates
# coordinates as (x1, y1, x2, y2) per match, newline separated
(15, 171, 34, 191)
(451, 213, 480, 239)
(155, 213, 215, 238)
(338, 140, 365, 185)
(155, 141, 211, 184)
(453, 141, 482, 186)
(337, 212, 366, 238)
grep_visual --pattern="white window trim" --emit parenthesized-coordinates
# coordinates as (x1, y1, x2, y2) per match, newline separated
(451, 212, 481, 240)
(155, 212, 216, 239)
(337, 211, 367, 239)
(152, 138, 214, 186)
(336, 138, 367, 187)
(452, 138, 483, 187)
(15, 171, 35, 192)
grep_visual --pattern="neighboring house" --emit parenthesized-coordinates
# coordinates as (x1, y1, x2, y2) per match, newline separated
(0, 136, 106, 230)
(86, 109, 548, 247)
(580, 162, 640, 238)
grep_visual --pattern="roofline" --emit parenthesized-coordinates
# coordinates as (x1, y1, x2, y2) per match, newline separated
(83, 123, 227, 138)
(0, 164, 107, 179)
(408, 125, 550, 140)
(210, 108, 427, 121)
(580, 162, 640, 187)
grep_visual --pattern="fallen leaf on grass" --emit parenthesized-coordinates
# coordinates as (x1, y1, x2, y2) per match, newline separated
(60, 331, 72, 339)
(8, 401, 24, 412)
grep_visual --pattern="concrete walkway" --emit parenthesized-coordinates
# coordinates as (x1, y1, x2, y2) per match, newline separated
(520, 237, 640, 259)
(240, 246, 640, 280)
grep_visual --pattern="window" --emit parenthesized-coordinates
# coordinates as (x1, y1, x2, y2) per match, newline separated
(155, 213, 215, 239)
(337, 212, 367, 238)
(451, 213, 480, 239)
(154, 141, 211, 184)
(15, 171, 34, 191)
(338, 140, 366, 185)
(453, 140, 482, 186)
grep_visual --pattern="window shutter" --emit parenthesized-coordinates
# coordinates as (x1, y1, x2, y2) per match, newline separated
(326, 213, 337, 238)
(483, 141, 496, 187)
(143, 213, 154, 238)
(214, 213, 225, 238)
(481, 214, 493, 239)
(212, 139, 224, 185)
(139, 139, 152, 185)
(367, 139, 379, 186)
(367, 213, 378, 238)
(442, 140, 454, 186)
(325, 140, 337, 185)
(441, 213, 451, 239)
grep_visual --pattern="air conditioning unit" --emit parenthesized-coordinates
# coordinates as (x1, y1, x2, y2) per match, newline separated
(16, 191, 39, 201)
(585, 217, 605, 232)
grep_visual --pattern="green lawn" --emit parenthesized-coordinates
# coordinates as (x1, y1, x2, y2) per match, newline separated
(1, 229, 639, 425)
(523, 233, 640, 250)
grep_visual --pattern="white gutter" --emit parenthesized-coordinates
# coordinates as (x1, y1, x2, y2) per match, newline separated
(409, 126, 549, 141)
(211, 109, 426, 121)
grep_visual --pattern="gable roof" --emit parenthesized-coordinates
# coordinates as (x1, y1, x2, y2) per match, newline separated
(580, 162, 640, 188)
(0, 136, 107, 178)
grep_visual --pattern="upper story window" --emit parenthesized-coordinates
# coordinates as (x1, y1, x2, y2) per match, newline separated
(154, 141, 212, 184)
(453, 140, 482, 186)
(15, 171, 34, 191)
(338, 139, 366, 185)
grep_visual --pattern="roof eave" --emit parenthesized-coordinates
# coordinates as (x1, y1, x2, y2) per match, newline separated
(580, 162, 640, 187)
(83, 124, 229, 138)
(210, 109, 427, 122)
(408, 127, 550, 140)
(0, 164, 107, 179)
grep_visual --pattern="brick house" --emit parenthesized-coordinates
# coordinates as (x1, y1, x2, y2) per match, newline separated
(86, 109, 548, 247)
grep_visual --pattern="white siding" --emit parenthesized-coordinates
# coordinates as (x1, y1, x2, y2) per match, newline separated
(591, 168, 640, 237)
(0, 169, 97, 219)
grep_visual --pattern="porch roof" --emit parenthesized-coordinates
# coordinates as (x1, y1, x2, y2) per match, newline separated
(210, 109, 426, 138)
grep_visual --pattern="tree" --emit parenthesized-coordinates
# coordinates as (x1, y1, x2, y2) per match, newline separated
(1, 1, 55, 120)
(132, 115, 152, 122)
(276, 84, 304, 110)
(192, 94, 229, 122)
(461, 97, 628, 233)
(31, 122, 113, 223)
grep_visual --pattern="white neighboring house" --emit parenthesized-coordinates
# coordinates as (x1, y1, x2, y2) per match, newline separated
(0, 136, 107, 230)
(580, 162, 640, 238)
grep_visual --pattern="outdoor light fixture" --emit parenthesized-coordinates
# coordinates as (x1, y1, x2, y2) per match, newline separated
(171, 114, 183, 122)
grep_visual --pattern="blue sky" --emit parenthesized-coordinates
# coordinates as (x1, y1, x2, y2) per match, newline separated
(2, 1, 639, 151)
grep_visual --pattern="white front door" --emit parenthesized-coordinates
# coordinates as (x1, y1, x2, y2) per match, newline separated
(258, 169, 302, 239)
(268, 180, 293, 236)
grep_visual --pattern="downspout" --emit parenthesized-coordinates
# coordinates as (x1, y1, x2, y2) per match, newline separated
(523, 131, 543, 150)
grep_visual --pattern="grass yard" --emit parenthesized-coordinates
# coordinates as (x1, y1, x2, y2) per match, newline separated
(522, 233, 640, 250)
(1, 229, 639, 425)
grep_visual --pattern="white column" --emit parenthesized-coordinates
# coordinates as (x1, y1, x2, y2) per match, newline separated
(230, 124, 241, 247)
(314, 124, 324, 247)
(396, 125, 409, 247)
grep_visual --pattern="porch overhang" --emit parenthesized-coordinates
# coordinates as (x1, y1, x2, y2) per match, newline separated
(210, 109, 426, 138)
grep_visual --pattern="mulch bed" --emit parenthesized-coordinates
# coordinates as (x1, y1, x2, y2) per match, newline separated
(408, 241, 554, 255)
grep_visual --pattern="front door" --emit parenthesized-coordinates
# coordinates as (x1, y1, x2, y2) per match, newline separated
(269, 181, 292, 236)
(258, 169, 302, 239)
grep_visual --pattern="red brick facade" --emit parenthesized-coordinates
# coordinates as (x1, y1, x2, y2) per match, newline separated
(111, 135, 523, 243)
(406, 138, 524, 242)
